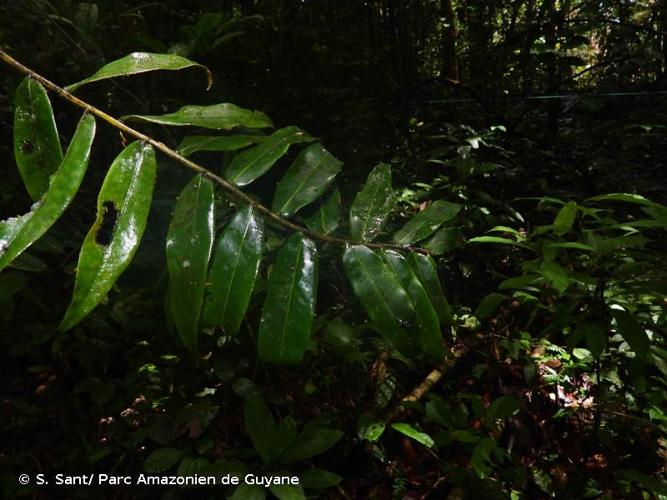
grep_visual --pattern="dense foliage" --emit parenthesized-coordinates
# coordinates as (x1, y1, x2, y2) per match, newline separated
(1, 1, 666, 499)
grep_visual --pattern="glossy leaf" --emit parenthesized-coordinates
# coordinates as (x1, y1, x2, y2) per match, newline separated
(383, 251, 444, 361)
(14, 78, 64, 200)
(612, 309, 649, 359)
(257, 234, 318, 365)
(202, 205, 264, 335)
(66, 52, 212, 92)
(407, 252, 454, 325)
(272, 143, 343, 217)
(226, 126, 315, 187)
(60, 141, 156, 331)
(1, 114, 95, 271)
(553, 201, 577, 235)
(123, 103, 273, 131)
(177, 135, 265, 156)
(304, 188, 341, 235)
(165, 175, 215, 353)
(393, 200, 462, 245)
(391, 423, 434, 448)
(349, 163, 393, 242)
(244, 394, 278, 465)
(342, 245, 416, 355)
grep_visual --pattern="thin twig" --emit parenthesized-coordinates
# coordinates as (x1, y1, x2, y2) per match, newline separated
(0, 48, 429, 255)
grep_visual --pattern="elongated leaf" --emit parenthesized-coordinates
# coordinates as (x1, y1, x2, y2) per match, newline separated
(231, 484, 266, 500)
(202, 205, 264, 335)
(612, 309, 649, 359)
(349, 163, 393, 242)
(342, 245, 416, 355)
(304, 188, 341, 235)
(177, 135, 265, 156)
(391, 423, 434, 448)
(269, 484, 305, 500)
(553, 201, 577, 235)
(467, 235, 532, 250)
(383, 251, 444, 361)
(1, 114, 95, 271)
(257, 234, 318, 364)
(393, 200, 462, 245)
(475, 293, 507, 319)
(244, 394, 278, 465)
(407, 252, 454, 325)
(123, 103, 273, 131)
(143, 447, 184, 473)
(14, 78, 64, 200)
(165, 175, 215, 353)
(226, 127, 315, 187)
(66, 52, 212, 92)
(272, 143, 343, 217)
(59, 141, 156, 331)
(299, 469, 342, 489)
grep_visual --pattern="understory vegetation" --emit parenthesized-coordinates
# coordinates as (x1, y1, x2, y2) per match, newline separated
(0, 1, 666, 498)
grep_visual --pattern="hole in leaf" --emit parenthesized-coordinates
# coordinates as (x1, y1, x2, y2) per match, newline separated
(20, 139, 34, 154)
(95, 201, 119, 246)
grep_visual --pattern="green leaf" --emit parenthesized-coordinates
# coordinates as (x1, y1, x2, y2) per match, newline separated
(226, 126, 315, 186)
(356, 412, 386, 442)
(1, 114, 95, 271)
(304, 188, 341, 235)
(424, 227, 464, 254)
(177, 135, 265, 156)
(269, 484, 305, 500)
(582, 322, 607, 357)
(166, 175, 215, 353)
(588, 193, 657, 206)
(13, 78, 64, 200)
(230, 484, 267, 500)
(123, 103, 273, 130)
(383, 251, 444, 361)
(66, 52, 212, 92)
(60, 141, 155, 331)
(300, 469, 342, 489)
(475, 293, 507, 319)
(143, 447, 184, 473)
(393, 200, 462, 245)
(540, 261, 570, 295)
(391, 423, 434, 448)
(467, 236, 532, 250)
(272, 143, 343, 217)
(484, 396, 521, 423)
(280, 424, 343, 464)
(244, 394, 278, 465)
(257, 234, 318, 365)
(202, 205, 263, 336)
(274, 416, 298, 458)
(553, 201, 577, 236)
(349, 163, 393, 242)
(407, 252, 454, 325)
(342, 245, 416, 356)
(612, 309, 649, 359)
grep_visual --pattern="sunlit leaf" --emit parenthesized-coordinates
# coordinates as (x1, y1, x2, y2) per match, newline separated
(60, 141, 155, 331)
(123, 103, 273, 130)
(342, 245, 416, 356)
(349, 163, 393, 242)
(166, 175, 215, 353)
(66, 52, 212, 92)
(1, 114, 95, 271)
(391, 423, 434, 448)
(203, 205, 263, 336)
(553, 201, 577, 236)
(226, 126, 314, 186)
(14, 77, 63, 200)
(612, 308, 649, 359)
(393, 200, 462, 245)
(272, 143, 343, 217)
(257, 234, 318, 364)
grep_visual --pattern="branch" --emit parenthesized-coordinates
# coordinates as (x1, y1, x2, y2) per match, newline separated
(386, 343, 468, 422)
(0, 49, 429, 255)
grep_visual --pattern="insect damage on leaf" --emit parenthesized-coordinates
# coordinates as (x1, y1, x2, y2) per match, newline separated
(20, 139, 35, 154)
(95, 201, 119, 246)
